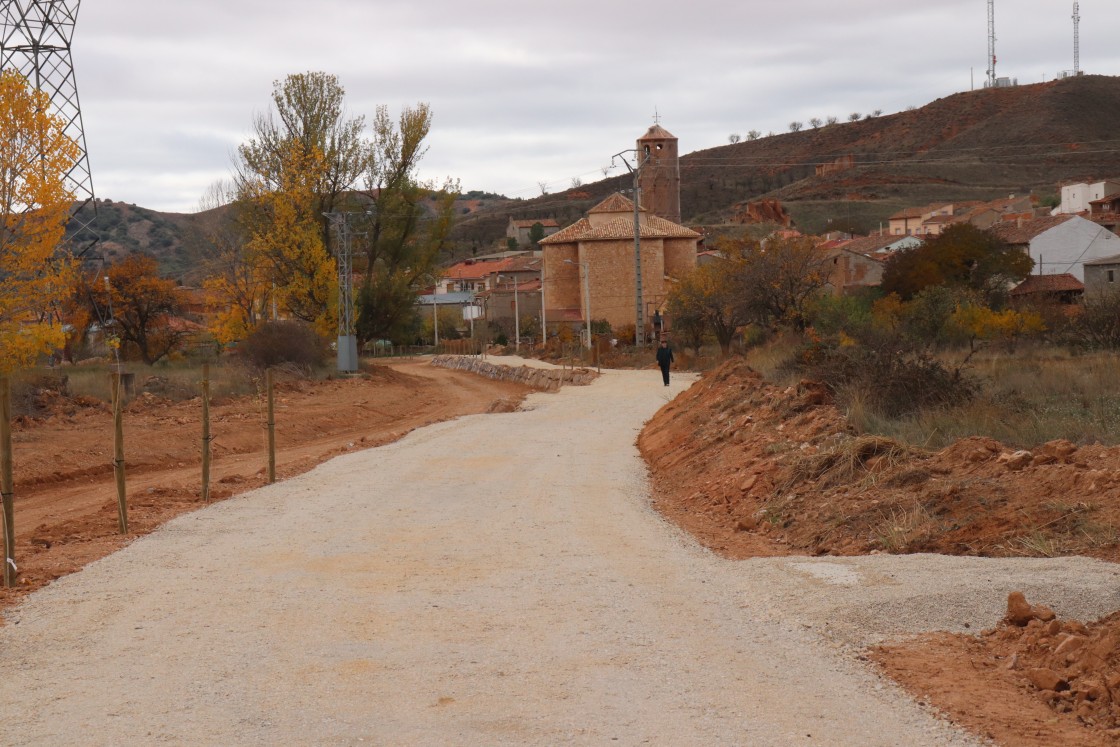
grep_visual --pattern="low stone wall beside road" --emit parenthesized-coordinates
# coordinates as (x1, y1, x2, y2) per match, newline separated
(431, 355, 597, 391)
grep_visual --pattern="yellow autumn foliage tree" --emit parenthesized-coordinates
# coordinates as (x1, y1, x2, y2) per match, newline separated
(236, 141, 336, 337)
(0, 70, 78, 373)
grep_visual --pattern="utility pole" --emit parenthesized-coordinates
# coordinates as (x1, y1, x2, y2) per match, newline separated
(1, 0, 98, 253)
(323, 211, 362, 372)
(612, 149, 650, 346)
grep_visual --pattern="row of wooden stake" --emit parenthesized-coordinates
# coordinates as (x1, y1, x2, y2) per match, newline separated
(1, 366, 279, 588)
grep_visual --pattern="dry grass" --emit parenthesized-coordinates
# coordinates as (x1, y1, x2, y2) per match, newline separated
(843, 348, 1120, 449)
(871, 503, 942, 553)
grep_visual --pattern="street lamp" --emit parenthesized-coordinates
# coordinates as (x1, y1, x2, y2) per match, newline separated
(563, 258, 591, 349)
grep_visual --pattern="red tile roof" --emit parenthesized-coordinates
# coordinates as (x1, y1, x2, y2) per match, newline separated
(539, 215, 700, 244)
(442, 255, 541, 281)
(640, 124, 676, 140)
(588, 193, 641, 214)
(990, 215, 1077, 245)
(1010, 273, 1084, 296)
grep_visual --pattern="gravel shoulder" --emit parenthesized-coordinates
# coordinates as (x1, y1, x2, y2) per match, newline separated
(3, 367, 1118, 745)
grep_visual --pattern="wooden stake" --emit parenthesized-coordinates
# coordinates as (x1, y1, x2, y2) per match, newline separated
(112, 371, 128, 534)
(201, 363, 211, 503)
(1, 377, 15, 588)
(266, 368, 276, 484)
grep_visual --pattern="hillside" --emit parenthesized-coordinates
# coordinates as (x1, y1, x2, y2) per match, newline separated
(76, 74, 1120, 274)
(454, 74, 1120, 238)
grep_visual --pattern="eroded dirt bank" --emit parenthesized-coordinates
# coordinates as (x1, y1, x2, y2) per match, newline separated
(639, 359, 1120, 746)
(1, 359, 530, 610)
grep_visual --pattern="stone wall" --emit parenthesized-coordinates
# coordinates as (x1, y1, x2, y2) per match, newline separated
(431, 355, 597, 391)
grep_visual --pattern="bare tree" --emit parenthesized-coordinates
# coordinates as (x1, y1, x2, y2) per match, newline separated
(746, 130, 761, 141)
(728, 133, 741, 144)
(848, 112, 861, 122)
(788, 121, 803, 132)
(872, 109, 883, 117)
(826, 116, 838, 126)
(808, 117, 822, 129)
(570, 177, 582, 190)
(538, 181, 549, 196)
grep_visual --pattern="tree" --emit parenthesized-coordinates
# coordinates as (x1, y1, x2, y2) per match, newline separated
(90, 254, 185, 364)
(809, 118, 822, 129)
(236, 71, 366, 225)
(788, 121, 803, 132)
(238, 141, 336, 335)
(848, 112, 861, 122)
(881, 223, 1033, 302)
(728, 133, 741, 144)
(667, 260, 751, 355)
(0, 70, 79, 372)
(826, 116, 838, 126)
(232, 72, 367, 337)
(528, 222, 545, 246)
(729, 235, 832, 328)
(356, 103, 458, 344)
(746, 130, 761, 141)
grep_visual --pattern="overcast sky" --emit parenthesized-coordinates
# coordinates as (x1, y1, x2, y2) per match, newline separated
(57, 0, 1120, 213)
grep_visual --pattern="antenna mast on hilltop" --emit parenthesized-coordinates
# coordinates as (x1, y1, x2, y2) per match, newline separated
(1072, 2, 1081, 76)
(1, 1, 97, 252)
(987, 0, 997, 87)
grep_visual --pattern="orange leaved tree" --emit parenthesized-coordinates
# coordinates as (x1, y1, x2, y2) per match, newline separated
(0, 69, 79, 373)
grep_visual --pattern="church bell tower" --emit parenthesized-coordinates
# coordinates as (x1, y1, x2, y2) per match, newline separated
(636, 122, 680, 225)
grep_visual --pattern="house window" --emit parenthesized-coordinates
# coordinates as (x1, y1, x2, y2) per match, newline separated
(1109, 270, 1115, 284)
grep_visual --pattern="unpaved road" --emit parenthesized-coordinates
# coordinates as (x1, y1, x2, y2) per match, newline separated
(3, 367, 1120, 745)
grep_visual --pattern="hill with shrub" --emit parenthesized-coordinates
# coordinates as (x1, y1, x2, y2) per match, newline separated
(70, 75, 1120, 272)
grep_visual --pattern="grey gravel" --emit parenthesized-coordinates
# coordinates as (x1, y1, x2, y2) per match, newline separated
(3, 368, 1117, 746)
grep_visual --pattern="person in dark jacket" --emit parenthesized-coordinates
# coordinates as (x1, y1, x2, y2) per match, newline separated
(655, 340, 674, 386)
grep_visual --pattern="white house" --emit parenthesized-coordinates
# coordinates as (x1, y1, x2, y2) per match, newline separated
(1056, 180, 1120, 215)
(991, 215, 1120, 282)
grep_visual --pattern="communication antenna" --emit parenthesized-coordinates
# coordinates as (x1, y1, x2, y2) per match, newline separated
(1072, 2, 1080, 76)
(987, 0, 997, 87)
(1, 1, 98, 254)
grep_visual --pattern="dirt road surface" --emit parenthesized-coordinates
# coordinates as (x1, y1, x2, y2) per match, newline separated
(3, 367, 1119, 745)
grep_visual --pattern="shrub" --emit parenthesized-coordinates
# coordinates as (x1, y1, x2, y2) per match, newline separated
(784, 334, 977, 417)
(238, 321, 328, 371)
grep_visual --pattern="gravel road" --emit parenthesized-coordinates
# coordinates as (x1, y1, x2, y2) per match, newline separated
(3, 366, 1120, 746)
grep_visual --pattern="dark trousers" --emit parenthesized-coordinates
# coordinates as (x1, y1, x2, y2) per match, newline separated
(660, 364, 670, 385)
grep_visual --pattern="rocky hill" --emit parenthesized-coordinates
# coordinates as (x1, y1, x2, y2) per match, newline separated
(455, 74, 1120, 238)
(76, 74, 1120, 275)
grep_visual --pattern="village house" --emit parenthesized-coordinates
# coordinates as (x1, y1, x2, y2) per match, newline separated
(888, 196, 1035, 237)
(821, 234, 922, 293)
(539, 193, 700, 337)
(1083, 254, 1120, 297)
(505, 218, 559, 247)
(990, 214, 1120, 282)
(1055, 179, 1120, 215)
(1009, 273, 1084, 305)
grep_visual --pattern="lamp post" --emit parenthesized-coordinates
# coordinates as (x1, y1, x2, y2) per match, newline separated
(563, 259, 591, 349)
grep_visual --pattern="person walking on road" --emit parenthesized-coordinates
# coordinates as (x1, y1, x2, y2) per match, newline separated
(656, 340, 674, 386)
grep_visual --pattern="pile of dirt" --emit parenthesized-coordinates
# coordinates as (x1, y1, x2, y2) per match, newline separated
(639, 358, 1120, 561)
(873, 592, 1120, 746)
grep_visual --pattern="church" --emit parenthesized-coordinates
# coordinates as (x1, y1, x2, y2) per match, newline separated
(539, 123, 699, 340)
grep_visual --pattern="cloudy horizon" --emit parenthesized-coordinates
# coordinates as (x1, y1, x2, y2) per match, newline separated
(41, 0, 1120, 212)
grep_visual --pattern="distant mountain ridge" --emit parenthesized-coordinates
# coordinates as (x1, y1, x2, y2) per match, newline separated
(77, 74, 1120, 275)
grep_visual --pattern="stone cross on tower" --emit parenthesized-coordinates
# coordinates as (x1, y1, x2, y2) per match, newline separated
(2, 0, 97, 251)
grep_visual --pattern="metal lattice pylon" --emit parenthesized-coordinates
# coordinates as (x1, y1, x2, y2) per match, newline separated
(1, 1, 98, 254)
